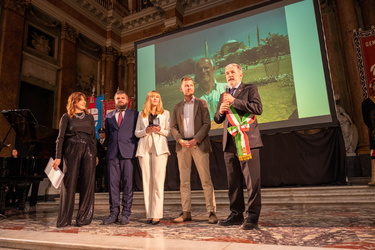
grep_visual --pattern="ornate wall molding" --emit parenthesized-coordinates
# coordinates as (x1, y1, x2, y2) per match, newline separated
(61, 22, 79, 43)
(31, 0, 107, 48)
(77, 35, 102, 53)
(162, 23, 180, 33)
(22, 51, 60, 86)
(71, 0, 124, 32)
(102, 46, 119, 62)
(124, 50, 135, 64)
(154, 0, 231, 16)
(122, 7, 164, 32)
(150, 0, 180, 10)
(4, 0, 31, 15)
(29, 7, 60, 29)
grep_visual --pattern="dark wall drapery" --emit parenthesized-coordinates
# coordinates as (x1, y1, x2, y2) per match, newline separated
(260, 127, 346, 187)
(133, 127, 346, 191)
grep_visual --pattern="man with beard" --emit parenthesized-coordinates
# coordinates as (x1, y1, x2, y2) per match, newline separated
(170, 76, 218, 224)
(194, 58, 226, 120)
(103, 90, 139, 225)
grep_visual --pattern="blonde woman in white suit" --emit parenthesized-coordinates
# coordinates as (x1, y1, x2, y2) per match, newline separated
(135, 90, 170, 225)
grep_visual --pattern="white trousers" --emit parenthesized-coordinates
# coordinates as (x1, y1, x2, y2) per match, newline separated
(176, 146, 216, 212)
(138, 142, 168, 219)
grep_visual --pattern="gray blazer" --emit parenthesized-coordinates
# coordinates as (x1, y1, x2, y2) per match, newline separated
(171, 97, 212, 153)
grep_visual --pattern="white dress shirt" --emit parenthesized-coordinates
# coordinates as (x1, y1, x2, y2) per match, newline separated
(183, 97, 195, 139)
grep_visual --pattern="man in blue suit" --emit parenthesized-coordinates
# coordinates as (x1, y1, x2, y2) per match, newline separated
(103, 90, 138, 225)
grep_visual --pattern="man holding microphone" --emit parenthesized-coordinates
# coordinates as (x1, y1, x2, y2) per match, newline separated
(214, 63, 263, 230)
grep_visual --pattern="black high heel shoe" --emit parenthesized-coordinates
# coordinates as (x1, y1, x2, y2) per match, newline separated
(151, 220, 160, 225)
(146, 219, 152, 224)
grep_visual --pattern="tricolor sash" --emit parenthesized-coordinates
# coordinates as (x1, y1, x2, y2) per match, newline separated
(226, 105, 256, 161)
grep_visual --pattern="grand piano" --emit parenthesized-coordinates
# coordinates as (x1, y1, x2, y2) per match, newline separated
(0, 109, 58, 215)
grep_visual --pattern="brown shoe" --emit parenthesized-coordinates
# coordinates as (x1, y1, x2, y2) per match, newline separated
(208, 212, 218, 224)
(173, 211, 192, 223)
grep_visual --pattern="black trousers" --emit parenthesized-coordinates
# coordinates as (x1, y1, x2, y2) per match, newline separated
(224, 138, 261, 222)
(95, 158, 107, 191)
(57, 137, 96, 227)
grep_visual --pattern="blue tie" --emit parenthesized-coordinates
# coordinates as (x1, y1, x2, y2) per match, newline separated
(230, 88, 237, 96)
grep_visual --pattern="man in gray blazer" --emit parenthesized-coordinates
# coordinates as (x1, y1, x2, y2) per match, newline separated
(214, 63, 263, 230)
(171, 76, 217, 224)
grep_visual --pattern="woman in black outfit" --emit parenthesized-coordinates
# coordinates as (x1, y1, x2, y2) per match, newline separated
(53, 92, 97, 227)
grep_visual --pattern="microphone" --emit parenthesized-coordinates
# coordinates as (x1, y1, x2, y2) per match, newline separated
(223, 84, 231, 106)
(225, 84, 230, 94)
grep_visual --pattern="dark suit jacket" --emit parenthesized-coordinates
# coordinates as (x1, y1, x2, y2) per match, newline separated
(105, 108, 139, 159)
(214, 82, 263, 151)
(171, 97, 212, 153)
(97, 138, 108, 160)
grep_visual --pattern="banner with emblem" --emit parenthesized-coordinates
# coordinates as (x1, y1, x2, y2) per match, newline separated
(353, 27, 375, 98)
(88, 94, 105, 139)
(103, 99, 116, 122)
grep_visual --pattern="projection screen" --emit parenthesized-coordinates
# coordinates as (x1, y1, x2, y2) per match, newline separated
(135, 0, 337, 136)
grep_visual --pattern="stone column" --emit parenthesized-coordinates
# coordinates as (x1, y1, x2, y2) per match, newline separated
(320, 3, 346, 101)
(124, 50, 135, 104)
(358, 0, 375, 28)
(117, 54, 127, 92)
(102, 46, 118, 99)
(100, 52, 106, 96)
(335, 0, 369, 154)
(58, 22, 78, 119)
(0, 0, 29, 157)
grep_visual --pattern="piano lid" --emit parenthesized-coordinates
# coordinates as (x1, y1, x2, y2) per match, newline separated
(2, 109, 39, 142)
(2, 109, 58, 158)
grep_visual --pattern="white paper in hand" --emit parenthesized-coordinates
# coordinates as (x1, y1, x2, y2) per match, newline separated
(44, 157, 64, 189)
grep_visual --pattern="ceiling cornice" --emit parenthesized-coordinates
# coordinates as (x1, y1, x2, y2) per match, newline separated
(121, 7, 164, 34)
(71, 0, 124, 32)
(30, 0, 245, 51)
(31, 0, 108, 47)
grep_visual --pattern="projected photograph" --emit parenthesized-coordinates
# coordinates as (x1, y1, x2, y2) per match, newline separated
(137, 0, 334, 134)
(155, 7, 295, 129)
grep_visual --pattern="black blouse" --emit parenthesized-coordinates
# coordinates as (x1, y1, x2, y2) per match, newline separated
(55, 113, 96, 159)
(148, 114, 158, 126)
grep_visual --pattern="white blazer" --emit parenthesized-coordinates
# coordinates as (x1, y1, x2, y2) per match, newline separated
(135, 110, 171, 157)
